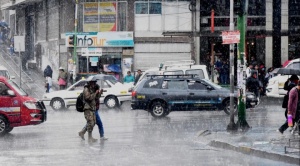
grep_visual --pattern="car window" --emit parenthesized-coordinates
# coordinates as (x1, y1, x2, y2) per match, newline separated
(0, 82, 9, 96)
(187, 80, 207, 90)
(103, 80, 111, 88)
(104, 76, 118, 85)
(185, 69, 204, 79)
(0, 70, 9, 79)
(73, 80, 87, 90)
(143, 79, 161, 89)
(162, 80, 186, 90)
(285, 62, 300, 69)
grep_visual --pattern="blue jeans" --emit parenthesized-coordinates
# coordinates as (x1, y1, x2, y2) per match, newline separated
(220, 74, 228, 84)
(95, 110, 104, 137)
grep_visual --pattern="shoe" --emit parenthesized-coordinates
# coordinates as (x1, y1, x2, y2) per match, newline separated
(277, 129, 283, 134)
(100, 137, 108, 140)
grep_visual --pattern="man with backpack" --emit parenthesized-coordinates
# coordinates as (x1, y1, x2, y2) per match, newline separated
(77, 76, 100, 143)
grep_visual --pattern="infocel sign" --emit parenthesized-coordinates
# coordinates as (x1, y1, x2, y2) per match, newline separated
(222, 31, 240, 44)
(65, 32, 134, 47)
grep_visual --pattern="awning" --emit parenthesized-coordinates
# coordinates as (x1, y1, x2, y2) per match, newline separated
(1, 0, 43, 10)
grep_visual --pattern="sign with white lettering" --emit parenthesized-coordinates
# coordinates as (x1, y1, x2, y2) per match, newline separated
(222, 31, 240, 44)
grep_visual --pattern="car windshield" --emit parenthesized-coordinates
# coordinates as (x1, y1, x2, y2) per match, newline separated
(0, 70, 9, 78)
(104, 75, 118, 85)
(7, 80, 27, 96)
(285, 62, 300, 69)
(202, 79, 222, 89)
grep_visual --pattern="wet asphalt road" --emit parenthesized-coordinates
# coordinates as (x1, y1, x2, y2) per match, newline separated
(0, 48, 296, 165)
(0, 100, 297, 166)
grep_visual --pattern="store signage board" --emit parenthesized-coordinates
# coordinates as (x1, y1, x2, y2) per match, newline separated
(81, 47, 102, 56)
(66, 32, 134, 47)
(222, 31, 240, 44)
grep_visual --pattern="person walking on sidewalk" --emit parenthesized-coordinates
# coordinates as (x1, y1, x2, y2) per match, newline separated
(278, 77, 300, 134)
(78, 77, 100, 143)
(134, 69, 142, 85)
(78, 83, 108, 141)
(44, 65, 53, 78)
(58, 67, 68, 90)
(45, 76, 52, 93)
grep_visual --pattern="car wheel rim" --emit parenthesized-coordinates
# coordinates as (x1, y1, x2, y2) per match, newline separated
(153, 105, 163, 115)
(226, 102, 237, 112)
(107, 98, 116, 108)
(53, 100, 62, 110)
(0, 119, 5, 133)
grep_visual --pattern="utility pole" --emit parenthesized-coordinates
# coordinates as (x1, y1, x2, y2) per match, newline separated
(236, 0, 250, 130)
(227, 0, 237, 131)
(73, 0, 78, 65)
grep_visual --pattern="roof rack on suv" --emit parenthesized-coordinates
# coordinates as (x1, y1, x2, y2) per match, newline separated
(146, 74, 198, 79)
(163, 60, 195, 69)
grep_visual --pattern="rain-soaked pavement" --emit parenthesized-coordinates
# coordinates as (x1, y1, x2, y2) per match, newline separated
(0, 45, 299, 165)
(0, 102, 298, 166)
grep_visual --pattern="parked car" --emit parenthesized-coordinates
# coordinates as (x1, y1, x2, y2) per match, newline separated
(131, 75, 258, 118)
(266, 58, 300, 97)
(0, 65, 15, 80)
(0, 76, 47, 136)
(42, 74, 132, 110)
(136, 60, 209, 84)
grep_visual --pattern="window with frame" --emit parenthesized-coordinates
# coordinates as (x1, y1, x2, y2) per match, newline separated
(162, 80, 186, 90)
(187, 80, 207, 90)
(0, 82, 9, 96)
(135, 1, 162, 14)
(143, 79, 161, 89)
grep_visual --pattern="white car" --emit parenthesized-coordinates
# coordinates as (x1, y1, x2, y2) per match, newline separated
(42, 74, 132, 110)
(266, 58, 300, 97)
(0, 65, 15, 80)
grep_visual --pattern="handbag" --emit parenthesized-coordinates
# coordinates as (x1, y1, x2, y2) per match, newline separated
(58, 78, 66, 85)
(282, 94, 288, 108)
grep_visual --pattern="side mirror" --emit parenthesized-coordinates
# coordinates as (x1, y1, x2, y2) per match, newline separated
(70, 87, 75, 91)
(7, 90, 15, 96)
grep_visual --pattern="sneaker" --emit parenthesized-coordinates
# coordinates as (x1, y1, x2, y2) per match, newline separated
(100, 137, 108, 140)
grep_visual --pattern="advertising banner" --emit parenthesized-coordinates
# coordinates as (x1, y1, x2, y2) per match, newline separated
(99, 2, 117, 31)
(65, 32, 134, 47)
(83, 3, 99, 32)
(83, 2, 117, 32)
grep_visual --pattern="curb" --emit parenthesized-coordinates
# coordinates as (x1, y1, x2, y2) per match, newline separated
(209, 140, 300, 165)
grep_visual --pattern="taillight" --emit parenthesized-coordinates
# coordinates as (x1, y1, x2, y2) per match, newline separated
(132, 91, 137, 97)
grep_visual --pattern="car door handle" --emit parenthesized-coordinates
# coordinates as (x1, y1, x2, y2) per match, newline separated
(162, 92, 167, 95)
(189, 93, 194, 95)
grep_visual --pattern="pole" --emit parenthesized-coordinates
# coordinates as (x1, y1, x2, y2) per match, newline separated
(210, 43, 214, 83)
(73, 0, 78, 65)
(227, 0, 237, 131)
(237, 0, 250, 130)
(19, 42, 21, 88)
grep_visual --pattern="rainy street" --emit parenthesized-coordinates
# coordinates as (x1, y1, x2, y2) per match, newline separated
(0, 99, 297, 166)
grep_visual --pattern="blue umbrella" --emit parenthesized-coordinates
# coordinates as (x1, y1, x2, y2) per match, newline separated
(107, 64, 121, 73)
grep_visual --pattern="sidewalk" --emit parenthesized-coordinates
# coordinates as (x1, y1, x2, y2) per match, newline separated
(197, 97, 300, 165)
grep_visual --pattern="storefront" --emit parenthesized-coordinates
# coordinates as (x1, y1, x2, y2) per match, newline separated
(65, 31, 134, 81)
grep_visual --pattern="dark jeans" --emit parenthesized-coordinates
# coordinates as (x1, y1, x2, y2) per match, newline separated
(220, 74, 228, 84)
(59, 85, 66, 90)
(279, 110, 300, 133)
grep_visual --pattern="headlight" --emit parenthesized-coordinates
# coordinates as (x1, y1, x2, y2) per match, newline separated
(24, 101, 37, 109)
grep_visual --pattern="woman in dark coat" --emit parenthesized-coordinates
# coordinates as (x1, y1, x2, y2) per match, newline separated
(44, 65, 53, 78)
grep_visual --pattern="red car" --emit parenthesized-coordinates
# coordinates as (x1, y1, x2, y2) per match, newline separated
(0, 76, 47, 136)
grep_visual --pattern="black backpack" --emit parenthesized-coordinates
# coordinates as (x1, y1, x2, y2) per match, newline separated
(76, 92, 85, 112)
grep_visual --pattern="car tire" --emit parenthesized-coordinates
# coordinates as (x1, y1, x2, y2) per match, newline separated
(6, 127, 13, 133)
(50, 98, 65, 111)
(0, 116, 9, 136)
(223, 100, 237, 115)
(104, 96, 119, 109)
(150, 101, 167, 118)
